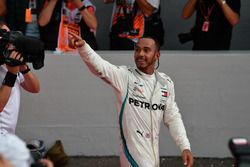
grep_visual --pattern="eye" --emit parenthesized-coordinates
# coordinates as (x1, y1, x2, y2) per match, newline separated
(135, 47, 140, 52)
(144, 48, 150, 53)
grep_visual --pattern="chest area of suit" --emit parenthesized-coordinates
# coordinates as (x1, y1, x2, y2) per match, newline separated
(127, 77, 169, 112)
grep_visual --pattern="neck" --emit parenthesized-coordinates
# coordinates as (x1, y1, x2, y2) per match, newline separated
(137, 68, 155, 75)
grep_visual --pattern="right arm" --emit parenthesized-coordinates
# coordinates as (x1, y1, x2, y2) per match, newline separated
(69, 32, 128, 90)
(38, 0, 58, 26)
(182, 0, 197, 19)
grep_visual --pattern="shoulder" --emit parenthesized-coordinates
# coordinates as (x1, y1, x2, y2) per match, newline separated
(84, 0, 96, 8)
(158, 72, 173, 83)
(117, 66, 137, 77)
(157, 72, 175, 91)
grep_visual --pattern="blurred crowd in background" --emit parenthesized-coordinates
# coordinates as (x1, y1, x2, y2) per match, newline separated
(0, 0, 241, 52)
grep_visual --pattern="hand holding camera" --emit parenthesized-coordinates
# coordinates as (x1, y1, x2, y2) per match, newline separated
(5, 50, 24, 74)
(0, 28, 45, 70)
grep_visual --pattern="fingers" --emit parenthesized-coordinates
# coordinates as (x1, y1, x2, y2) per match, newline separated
(5, 51, 24, 73)
(9, 51, 24, 62)
(68, 31, 82, 40)
(182, 150, 194, 167)
(186, 155, 194, 167)
(68, 32, 85, 48)
(183, 153, 188, 166)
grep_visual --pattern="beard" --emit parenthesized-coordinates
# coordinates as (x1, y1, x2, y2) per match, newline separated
(135, 56, 157, 74)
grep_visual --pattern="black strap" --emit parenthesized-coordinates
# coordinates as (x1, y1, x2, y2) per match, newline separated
(2, 71, 17, 87)
(20, 65, 31, 74)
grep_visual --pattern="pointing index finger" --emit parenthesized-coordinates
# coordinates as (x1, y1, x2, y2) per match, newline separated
(68, 32, 81, 40)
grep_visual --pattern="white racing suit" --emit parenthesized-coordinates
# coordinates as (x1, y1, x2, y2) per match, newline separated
(78, 44, 191, 167)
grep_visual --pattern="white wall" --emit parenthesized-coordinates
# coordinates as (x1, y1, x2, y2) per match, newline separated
(17, 51, 250, 157)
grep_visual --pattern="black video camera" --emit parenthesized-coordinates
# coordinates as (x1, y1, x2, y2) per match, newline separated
(0, 29, 45, 70)
(229, 137, 250, 167)
(178, 28, 196, 44)
(178, 32, 194, 44)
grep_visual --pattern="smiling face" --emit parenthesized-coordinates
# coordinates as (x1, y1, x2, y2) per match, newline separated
(134, 37, 160, 75)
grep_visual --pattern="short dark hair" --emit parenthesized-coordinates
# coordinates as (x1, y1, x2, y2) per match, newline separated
(139, 35, 160, 51)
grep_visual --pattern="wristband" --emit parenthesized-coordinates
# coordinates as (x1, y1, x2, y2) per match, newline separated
(78, 5, 86, 11)
(2, 72, 17, 87)
(20, 65, 31, 74)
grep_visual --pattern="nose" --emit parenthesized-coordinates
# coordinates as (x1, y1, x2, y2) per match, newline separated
(137, 50, 145, 57)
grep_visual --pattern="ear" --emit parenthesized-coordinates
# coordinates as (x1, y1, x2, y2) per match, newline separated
(155, 51, 160, 61)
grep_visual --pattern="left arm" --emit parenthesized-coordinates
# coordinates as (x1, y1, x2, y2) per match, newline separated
(0, 0, 6, 16)
(216, 0, 240, 26)
(163, 79, 193, 167)
(70, 0, 98, 30)
(135, 0, 155, 17)
(20, 65, 40, 93)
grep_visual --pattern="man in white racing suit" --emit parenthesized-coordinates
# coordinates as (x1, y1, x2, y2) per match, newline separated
(69, 33, 194, 167)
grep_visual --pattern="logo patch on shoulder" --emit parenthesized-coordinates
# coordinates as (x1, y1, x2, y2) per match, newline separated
(161, 91, 168, 97)
(161, 85, 168, 97)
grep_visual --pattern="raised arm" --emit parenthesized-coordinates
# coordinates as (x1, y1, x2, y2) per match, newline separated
(70, 0, 98, 30)
(182, 0, 197, 19)
(216, 0, 240, 26)
(20, 64, 40, 93)
(69, 32, 128, 91)
(0, 0, 6, 17)
(38, 0, 58, 26)
(135, 0, 155, 17)
(1, 50, 39, 112)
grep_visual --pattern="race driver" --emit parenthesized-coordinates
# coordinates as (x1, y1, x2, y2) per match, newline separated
(69, 32, 194, 167)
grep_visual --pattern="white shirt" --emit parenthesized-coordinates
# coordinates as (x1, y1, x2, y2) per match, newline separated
(0, 65, 24, 135)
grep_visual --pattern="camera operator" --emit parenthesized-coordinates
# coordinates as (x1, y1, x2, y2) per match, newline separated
(181, 0, 241, 50)
(0, 25, 40, 136)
